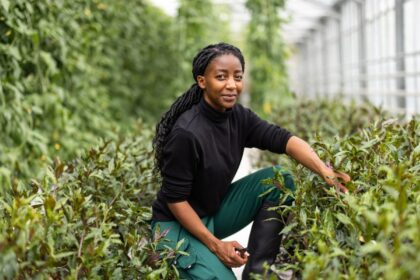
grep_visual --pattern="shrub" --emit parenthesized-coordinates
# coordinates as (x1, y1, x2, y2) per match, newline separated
(259, 99, 419, 279)
(0, 123, 178, 279)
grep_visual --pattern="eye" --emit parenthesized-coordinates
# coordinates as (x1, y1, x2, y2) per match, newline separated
(235, 75, 243, 81)
(216, 75, 226, 80)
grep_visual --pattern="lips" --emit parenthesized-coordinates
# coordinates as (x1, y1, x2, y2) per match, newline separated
(221, 95, 237, 102)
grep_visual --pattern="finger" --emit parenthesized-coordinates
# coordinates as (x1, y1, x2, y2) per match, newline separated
(336, 182, 349, 193)
(228, 248, 236, 259)
(231, 252, 246, 265)
(335, 171, 351, 182)
(325, 177, 337, 187)
(325, 177, 335, 186)
(231, 241, 244, 249)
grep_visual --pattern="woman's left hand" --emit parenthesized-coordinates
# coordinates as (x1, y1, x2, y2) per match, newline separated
(321, 165, 351, 193)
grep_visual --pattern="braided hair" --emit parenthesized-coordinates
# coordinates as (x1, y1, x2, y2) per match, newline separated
(153, 42, 245, 173)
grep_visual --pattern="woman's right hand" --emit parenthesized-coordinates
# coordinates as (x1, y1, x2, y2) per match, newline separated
(212, 240, 249, 268)
(167, 201, 249, 267)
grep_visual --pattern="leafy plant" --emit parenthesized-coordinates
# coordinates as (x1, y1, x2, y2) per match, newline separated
(258, 99, 419, 279)
(0, 0, 191, 191)
(245, 0, 292, 115)
(0, 122, 180, 279)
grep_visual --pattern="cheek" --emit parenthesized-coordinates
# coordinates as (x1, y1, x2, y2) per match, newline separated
(237, 82, 244, 92)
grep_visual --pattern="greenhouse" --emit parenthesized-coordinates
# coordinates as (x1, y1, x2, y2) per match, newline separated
(0, 0, 418, 279)
(288, 0, 420, 117)
(156, 0, 420, 117)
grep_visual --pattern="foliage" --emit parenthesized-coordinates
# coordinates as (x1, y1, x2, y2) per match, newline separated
(99, 0, 181, 121)
(258, 99, 420, 279)
(175, 0, 233, 91)
(0, 123, 180, 279)
(274, 97, 389, 140)
(258, 97, 390, 171)
(0, 0, 182, 189)
(2, 1, 418, 279)
(245, 0, 292, 115)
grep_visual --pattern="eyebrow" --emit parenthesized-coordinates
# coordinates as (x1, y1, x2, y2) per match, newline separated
(215, 69, 243, 73)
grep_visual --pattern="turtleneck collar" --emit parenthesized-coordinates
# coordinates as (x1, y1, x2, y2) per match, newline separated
(199, 97, 233, 123)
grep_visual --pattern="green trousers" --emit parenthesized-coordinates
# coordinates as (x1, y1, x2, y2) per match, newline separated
(151, 166, 295, 280)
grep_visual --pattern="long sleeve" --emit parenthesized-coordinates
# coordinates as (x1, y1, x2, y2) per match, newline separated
(160, 128, 200, 203)
(244, 108, 292, 154)
(152, 100, 292, 221)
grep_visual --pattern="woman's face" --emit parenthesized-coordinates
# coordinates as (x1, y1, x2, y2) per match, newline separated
(197, 54, 244, 112)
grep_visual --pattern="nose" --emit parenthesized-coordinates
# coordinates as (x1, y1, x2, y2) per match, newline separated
(226, 77, 236, 90)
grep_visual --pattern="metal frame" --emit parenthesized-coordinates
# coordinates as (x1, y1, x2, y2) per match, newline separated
(395, 0, 407, 108)
(291, 0, 420, 117)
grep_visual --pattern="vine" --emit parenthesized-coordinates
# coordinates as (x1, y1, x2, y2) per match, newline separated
(245, 0, 292, 115)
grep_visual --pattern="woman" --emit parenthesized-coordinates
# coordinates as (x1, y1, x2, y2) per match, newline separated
(151, 43, 350, 279)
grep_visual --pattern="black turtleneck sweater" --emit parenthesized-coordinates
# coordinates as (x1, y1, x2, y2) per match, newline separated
(152, 98, 292, 221)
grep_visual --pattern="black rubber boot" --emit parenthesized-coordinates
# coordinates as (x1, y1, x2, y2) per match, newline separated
(242, 201, 284, 280)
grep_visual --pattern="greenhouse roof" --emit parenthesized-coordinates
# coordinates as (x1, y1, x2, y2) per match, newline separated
(150, 0, 341, 45)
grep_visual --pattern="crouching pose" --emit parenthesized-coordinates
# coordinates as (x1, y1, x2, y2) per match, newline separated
(151, 42, 350, 279)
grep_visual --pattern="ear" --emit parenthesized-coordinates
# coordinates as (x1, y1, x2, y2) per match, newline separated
(197, 75, 206, 89)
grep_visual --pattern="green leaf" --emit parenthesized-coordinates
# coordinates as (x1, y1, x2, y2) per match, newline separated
(54, 251, 75, 259)
(280, 222, 298, 235)
(335, 213, 352, 226)
(40, 51, 58, 74)
(299, 208, 307, 227)
(147, 267, 167, 279)
(0, 0, 10, 11)
(360, 241, 386, 256)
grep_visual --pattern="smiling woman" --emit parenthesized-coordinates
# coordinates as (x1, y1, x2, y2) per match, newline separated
(196, 54, 244, 112)
(151, 42, 351, 279)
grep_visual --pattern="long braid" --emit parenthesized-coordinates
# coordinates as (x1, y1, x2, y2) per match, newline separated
(153, 43, 245, 173)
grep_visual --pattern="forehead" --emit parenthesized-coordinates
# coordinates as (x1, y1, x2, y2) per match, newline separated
(205, 54, 243, 72)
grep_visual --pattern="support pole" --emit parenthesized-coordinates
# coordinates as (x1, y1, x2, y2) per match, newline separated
(357, 0, 367, 101)
(335, 3, 345, 95)
(395, 0, 407, 109)
(320, 18, 328, 96)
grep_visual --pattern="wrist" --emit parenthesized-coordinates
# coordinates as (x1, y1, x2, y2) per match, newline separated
(205, 236, 222, 253)
(318, 162, 331, 177)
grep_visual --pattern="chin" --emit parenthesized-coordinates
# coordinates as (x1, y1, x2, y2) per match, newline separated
(223, 102, 236, 110)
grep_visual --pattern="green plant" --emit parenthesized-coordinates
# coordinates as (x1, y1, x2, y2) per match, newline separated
(0, 122, 180, 279)
(258, 99, 419, 279)
(245, 0, 292, 115)
(0, 0, 185, 190)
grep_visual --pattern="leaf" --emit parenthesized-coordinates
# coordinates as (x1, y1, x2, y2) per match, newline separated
(258, 186, 275, 198)
(40, 51, 58, 74)
(3, 46, 21, 60)
(335, 213, 352, 226)
(360, 241, 387, 257)
(54, 251, 75, 259)
(360, 138, 379, 150)
(0, 198, 12, 214)
(280, 222, 298, 235)
(413, 144, 420, 156)
(146, 267, 167, 280)
(0, 0, 10, 11)
(331, 247, 347, 257)
(299, 208, 307, 227)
